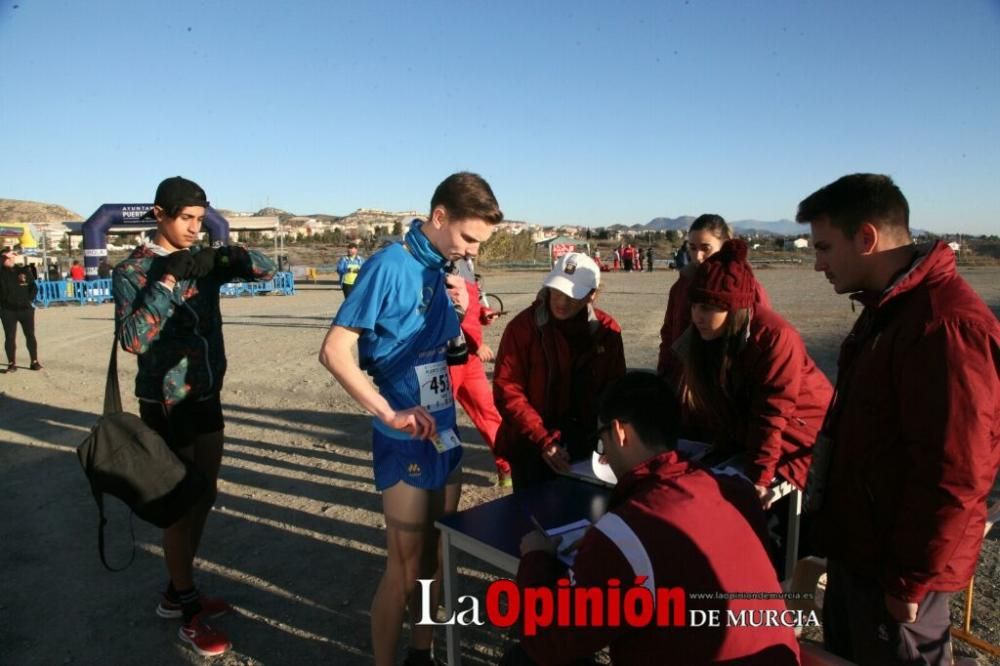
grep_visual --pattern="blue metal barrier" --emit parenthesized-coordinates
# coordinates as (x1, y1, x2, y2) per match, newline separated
(219, 271, 295, 297)
(34, 279, 113, 307)
(33, 272, 294, 307)
(35, 279, 70, 307)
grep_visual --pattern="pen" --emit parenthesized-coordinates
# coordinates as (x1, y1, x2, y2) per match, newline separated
(528, 513, 546, 534)
(559, 539, 581, 556)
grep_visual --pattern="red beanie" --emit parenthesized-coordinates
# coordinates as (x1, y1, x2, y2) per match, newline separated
(688, 239, 756, 310)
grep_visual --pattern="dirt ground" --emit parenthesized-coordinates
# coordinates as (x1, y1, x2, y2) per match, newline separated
(1, 264, 998, 665)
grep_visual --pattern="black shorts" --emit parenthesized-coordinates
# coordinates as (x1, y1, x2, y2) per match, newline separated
(139, 394, 225, 450)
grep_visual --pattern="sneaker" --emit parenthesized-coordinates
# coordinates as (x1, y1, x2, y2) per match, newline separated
(157, 594, 231, 619)
(5, 363, 15, 373)
(496, 459, 513, 488)
(29, 361, 42, 371)
(178, 613, 231, 657)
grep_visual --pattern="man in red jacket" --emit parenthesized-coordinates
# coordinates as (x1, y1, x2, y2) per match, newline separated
(513, 372, 800, 665)
(797, 173, 1000, 665)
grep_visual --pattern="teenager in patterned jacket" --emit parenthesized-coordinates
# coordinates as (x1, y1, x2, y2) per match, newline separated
(112, 176, 275, 658)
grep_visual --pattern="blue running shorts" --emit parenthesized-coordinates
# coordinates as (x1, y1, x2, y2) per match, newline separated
(372, 427, 463, 491)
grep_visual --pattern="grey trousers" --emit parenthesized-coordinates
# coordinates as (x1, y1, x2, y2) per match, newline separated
(823, 559, 954, 666)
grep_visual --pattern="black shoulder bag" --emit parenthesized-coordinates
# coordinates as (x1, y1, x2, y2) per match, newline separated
(76, 337, 207, 570)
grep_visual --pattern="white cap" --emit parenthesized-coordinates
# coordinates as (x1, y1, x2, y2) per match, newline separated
(543, 252, 600, 300)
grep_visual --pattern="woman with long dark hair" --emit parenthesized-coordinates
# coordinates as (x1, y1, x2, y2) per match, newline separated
(674, 239, 832, 504)
(657, 214, 770, 378)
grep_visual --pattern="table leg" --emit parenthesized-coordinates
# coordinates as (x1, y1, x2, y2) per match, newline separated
(442, 529, 462, 666)
(784, 488, 803, 583)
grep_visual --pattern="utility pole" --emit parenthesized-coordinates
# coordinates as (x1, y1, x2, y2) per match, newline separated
(40, 226, 48, 274)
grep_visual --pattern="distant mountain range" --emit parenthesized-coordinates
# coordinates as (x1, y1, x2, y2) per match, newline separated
(641, 216, 803, 236)
(637, 215, 929, 237)
(0, 198, 934, 237)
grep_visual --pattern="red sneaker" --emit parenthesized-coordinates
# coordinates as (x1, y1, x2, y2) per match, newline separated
(178, 613, 231, 657)
(157, 594, 231, 619)
(496, 458, 513, 487)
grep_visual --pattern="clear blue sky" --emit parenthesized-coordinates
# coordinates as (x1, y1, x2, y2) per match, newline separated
(1, 1, 998, 234)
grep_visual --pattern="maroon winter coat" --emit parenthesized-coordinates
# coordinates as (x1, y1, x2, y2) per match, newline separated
(817, 241, 1000, 603)
(518, 451, 801, 665)
(657, 265, 771, 377)
(493, 298, 626, 460)
(675, 306, 833, 490)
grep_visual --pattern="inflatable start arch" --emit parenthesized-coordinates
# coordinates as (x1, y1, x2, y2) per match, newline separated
(0, 222, 41, 249)
(80, 204, 229, 277)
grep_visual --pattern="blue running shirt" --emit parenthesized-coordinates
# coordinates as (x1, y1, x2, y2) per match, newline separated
(333, 242, 461, 438)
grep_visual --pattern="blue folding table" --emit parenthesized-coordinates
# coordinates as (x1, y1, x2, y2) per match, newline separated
(435, 476, 611, 666)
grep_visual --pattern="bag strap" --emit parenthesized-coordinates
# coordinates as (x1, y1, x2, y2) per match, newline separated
(103, 332, 123, 415)
(96, 324, 133, 570)
(93, 490, 136, 572)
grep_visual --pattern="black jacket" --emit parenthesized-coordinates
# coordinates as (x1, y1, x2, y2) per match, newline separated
(0, 266, 38, 310)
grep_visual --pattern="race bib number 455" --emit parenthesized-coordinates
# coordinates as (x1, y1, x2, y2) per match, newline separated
(415, 360, 454, 413)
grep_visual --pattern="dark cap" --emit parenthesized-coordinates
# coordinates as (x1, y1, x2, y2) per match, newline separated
(146, 176, 209, 217)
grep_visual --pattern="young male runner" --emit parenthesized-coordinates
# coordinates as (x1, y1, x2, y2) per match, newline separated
(113, 176, 276, 656)
(318, 172, 502, 666)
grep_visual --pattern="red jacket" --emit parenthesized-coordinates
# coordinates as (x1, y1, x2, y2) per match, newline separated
(657, 265, 771, 376)
(675, 307, 832, 489)
(518, 451, 801, 665)
(817, 241, 1000, 603)
(460, 279, 485, 351)
(493, 299, 626, 460)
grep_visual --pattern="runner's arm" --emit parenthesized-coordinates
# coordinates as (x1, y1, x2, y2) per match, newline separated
(112, 264, 177, 354)
(493, 323, 561, 452)
(319, 324, 436, 440)
(216, 245, 277, 283)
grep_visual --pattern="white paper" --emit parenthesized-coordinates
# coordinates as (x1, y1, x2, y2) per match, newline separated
(430, 428, 461, 453)
(545, 519, 592, 568)
(563, 455, 616, 487)
(591, 451, 618, 484)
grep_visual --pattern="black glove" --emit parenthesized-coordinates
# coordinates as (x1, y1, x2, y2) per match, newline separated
(163, 250, 195, 280)
(189, 247, 217, 279)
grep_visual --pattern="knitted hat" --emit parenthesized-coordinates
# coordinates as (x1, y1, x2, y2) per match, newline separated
(688, 239, 756, 310)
